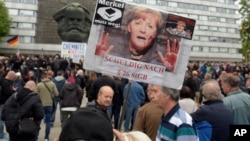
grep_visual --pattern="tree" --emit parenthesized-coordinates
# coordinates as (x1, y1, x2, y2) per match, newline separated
(239, 0, 250, 62)
(0, 1, 11, 43)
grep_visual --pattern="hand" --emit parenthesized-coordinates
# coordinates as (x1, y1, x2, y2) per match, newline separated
(95, 32, 114, 56)
(113, 129, 125, 141)
(157, 39, 179, 72)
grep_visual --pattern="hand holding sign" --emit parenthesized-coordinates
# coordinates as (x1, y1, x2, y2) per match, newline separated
(95, 32, 114, 56)
(158, 39, 179, 71)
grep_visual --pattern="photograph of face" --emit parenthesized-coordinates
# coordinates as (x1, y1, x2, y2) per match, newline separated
(165, 14, 196, 40)
(127, 13, 158, 54)
(94, 5, 185, 72)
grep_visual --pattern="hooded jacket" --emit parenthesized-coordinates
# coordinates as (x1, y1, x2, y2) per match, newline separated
(60, 83, 83, 108)
(52, 75, 66, 93)
(1, 87, 44, 136)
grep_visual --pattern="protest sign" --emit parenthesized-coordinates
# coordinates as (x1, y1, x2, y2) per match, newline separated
(84, 0, 196, 89)
(61, 42, 86, 63)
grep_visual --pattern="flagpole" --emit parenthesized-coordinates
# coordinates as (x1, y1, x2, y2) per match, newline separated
(17, 35, 20, 59)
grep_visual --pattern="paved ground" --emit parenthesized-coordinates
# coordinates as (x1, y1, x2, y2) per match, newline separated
(38, 95, 88, 141)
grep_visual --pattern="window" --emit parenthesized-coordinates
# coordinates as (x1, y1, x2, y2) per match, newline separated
(219, 27, 227, 32)
(11, 22, 18, 28)
(189, 4, 199, 10)
(228, 28, 236, 33)
(226, 0, 235, 4)
(169, 2, 178, 7)
(199, 5, 208, 11)
(192, 46, 200, 52)
(5, 0, 19, 2)
(20, 10, 35, 17)
(8, 9, 18, 15)
(146, 0, 156, 5)
(202, 47, 210, 52)
(22, 0, 37, 4)
(217, 0, 225, 3)
(220, 48, 228, 53)
(199, 25, 208, 30)
(231, 38, 240, 43)
(219, 18, 226, 23)
(208, 7, 216, 12)
(209, 26, 218, 31)
(200, 36, 209, 41)
(189, 14, 198, 19)
(221, 37, 230, 43)
(210, 37, 218, 42)
(134, 0, 146, 3)
(227, 18, 236, 24)
(208, 16, 218, 22)
(227, 9, 235, 14)
(20, 36, 34, 43)
(18, 23, 34, 29)
(200, 15, 208, 21)
(193, 35, 199, 41)
(229, 48, 237, 53)
(217, 7, 226, 13)
(156, 0, 167, 6)
(179, 3, 189, 9)
(210, 47, 219, 52)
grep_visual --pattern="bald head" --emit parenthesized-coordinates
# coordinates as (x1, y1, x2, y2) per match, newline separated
(24, 80, 37, 92)
(97, 86, 114, 109)
(5, 71, 16, 81)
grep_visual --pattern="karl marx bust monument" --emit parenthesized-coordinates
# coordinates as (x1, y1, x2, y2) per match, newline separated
(53, 2, 92, 42)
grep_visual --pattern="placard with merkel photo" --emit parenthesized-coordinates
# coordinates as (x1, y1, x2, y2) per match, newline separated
(84, 0, 196, 89)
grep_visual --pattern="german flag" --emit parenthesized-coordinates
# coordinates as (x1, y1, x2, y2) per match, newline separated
(7, 35, 19, 47)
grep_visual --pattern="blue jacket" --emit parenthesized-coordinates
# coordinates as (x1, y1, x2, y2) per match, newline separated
(123, 82, 145, 106)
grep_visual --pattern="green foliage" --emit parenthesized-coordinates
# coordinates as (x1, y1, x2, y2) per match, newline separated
(0, 1, 11, 42)
(239, 0, 250, 62)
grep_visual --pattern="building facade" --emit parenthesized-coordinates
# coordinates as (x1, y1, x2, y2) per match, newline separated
(0, 0, 243, 62)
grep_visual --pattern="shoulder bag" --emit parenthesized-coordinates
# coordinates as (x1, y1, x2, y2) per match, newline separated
(43, 82, 56, 109)
(15, 92, 38, 136)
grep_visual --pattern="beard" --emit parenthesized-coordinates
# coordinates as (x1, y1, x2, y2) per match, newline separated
(58, 22, 90, 42)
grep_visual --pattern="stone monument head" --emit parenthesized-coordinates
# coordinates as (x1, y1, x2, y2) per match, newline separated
(53, 2, 91, 42)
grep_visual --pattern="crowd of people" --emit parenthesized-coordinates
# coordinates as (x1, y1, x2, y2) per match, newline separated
(0, 54, 250, 141)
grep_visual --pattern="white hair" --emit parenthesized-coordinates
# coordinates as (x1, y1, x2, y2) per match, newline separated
(122, 131, 151, 141)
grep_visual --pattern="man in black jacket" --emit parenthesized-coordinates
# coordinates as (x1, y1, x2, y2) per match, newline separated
(0, 70, 16, 140)
(1, 80, 44, 141)
(87, 74, 118, 102)
(60, 79, 83, 127)
(87, 86, 114, 119)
